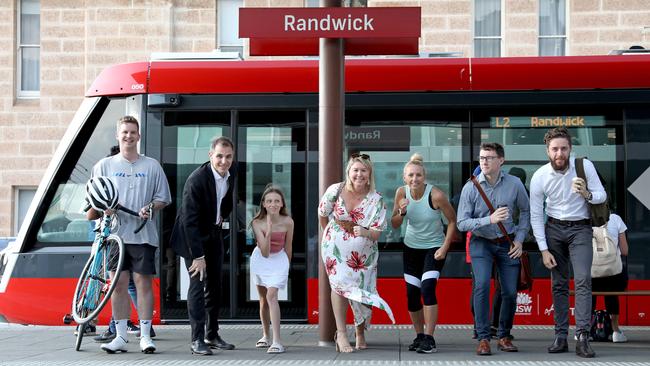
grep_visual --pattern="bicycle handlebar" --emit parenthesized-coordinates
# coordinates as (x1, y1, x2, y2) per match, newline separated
(83, 200, 150, 234)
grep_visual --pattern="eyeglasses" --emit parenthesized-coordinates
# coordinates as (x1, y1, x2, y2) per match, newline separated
(478, 156, 499, 162)
(351, 153, 370, 160)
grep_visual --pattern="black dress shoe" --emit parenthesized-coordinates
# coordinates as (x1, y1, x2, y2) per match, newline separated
(576, 332, 595, 358)
(547, 337, 568, 353)
(205, 335, 235, 350)
(190, 340, 213, 355)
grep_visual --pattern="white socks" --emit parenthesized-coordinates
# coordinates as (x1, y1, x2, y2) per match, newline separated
(115, 319, 128, 340)
(140, 319, 152, 338)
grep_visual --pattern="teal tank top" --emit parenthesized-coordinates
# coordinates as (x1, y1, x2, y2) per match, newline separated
(403, 184, 445, 249)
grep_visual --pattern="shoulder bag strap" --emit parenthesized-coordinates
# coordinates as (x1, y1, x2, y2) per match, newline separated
(470, 176, 514, 247)
(575, 157, 587, 185)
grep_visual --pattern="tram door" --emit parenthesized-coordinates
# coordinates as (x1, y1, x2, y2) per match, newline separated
(234, 111, 307, 320)
(159, 110, 307, 321)
(159, 111, 232, 320)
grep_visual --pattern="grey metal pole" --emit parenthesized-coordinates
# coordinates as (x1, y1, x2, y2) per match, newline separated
(318, 0, 344, 346)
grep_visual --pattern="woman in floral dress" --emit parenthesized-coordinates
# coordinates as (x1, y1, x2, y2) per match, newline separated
(318, 153, 395, 353)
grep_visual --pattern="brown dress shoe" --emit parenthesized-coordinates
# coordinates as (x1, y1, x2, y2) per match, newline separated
(476, 339, 491, 356)
(497, 337, 518, 352)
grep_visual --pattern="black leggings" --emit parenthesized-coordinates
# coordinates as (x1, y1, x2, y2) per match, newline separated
(403, 245, 446, 312)
(591, 262, 628, 315)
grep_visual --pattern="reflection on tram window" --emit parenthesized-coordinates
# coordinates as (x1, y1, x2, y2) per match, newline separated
(37, 184, 94, 242)
(345, 123, 467, 250)
(475, 110, 624, 248)
(36, 98, 128, 245)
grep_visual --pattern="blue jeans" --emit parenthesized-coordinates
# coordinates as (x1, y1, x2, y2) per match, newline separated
(470, 236, 520, 341)
(108, 274, 138, 333)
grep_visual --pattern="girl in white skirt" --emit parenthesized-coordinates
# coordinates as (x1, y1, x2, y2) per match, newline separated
(250, 185, 293, 353)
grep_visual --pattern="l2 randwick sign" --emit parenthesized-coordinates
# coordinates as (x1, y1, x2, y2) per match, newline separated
(239, 7, 421, 56)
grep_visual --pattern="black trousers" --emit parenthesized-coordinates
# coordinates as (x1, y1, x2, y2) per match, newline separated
(591, 258, 628, 315)
(185, 226, 224, 342)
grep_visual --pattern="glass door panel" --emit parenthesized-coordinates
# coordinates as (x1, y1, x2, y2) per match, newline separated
(344, 108, 470, 278)
(235, 110, 307, 319)
(160, 111, 231, 320)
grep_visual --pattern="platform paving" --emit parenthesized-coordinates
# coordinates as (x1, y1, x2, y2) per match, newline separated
(2, 323, 650, 365)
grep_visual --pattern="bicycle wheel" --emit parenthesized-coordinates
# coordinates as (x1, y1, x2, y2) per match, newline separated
(75, 323, 85, 351)
(72, 234, 124, 324)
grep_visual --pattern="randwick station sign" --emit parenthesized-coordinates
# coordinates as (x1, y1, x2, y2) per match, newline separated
(239, 7, 421, 56)
(284, 14, 376, 32)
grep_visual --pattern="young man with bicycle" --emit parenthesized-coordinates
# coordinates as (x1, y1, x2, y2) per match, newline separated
(91, 115, 171, 354)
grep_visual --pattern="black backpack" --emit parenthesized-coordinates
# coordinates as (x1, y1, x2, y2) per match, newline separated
(590, 309, 613, 342)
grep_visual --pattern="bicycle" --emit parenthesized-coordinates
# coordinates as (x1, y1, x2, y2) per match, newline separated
(70, 202, 151, 351)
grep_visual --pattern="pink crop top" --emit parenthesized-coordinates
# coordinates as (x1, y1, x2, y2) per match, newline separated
(269, 232, 287, 253)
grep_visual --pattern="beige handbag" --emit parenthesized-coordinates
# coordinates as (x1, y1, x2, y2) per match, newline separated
(591, 225, 622, 278)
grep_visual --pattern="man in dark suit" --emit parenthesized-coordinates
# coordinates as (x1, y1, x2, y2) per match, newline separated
(171, 136, 236, 355)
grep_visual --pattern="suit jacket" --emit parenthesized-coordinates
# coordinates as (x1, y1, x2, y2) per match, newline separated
(171, 162, 235, 260)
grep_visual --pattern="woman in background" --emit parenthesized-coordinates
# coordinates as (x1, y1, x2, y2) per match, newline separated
(591, 212, 629, 343)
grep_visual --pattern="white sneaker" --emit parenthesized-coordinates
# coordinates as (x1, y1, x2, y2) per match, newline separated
(100, 336, 128, 353)
(613, 331, 628, 343)
(140, 336, 156, 354)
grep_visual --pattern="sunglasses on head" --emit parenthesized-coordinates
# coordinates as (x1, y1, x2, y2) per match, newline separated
(351, 153, 370, 160)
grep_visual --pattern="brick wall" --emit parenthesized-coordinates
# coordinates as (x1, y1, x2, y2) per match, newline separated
(504, 0, 537, 56)
(570, 0, 650, 55)
(0, 0, 216, 236)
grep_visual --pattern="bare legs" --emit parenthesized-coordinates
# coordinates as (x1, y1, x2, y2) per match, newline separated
(133, 273, 154, 320)
(409, 304, 438, 337)
(257, 286, 282, 347)
(267, 288, 282, 346)
(331, 291, 354, 353)
(424, 305, 438, 336)
(409, 309, 425, 334)
(257, 286, 271, 342)
(611, 314, 621, 332)
(355, 322, 367, 350)
(110, 270, 132, 320)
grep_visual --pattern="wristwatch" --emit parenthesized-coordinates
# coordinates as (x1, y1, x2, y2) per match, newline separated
(586, 192, 593, 201)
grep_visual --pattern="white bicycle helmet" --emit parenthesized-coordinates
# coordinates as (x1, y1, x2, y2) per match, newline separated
(85, 176, 118, 211)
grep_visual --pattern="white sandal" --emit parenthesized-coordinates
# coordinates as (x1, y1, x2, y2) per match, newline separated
(267, 342, 285, 353)
(256, 336, 270, 348)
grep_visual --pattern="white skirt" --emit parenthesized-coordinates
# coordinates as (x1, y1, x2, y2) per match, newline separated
(250, 246, 289, 289)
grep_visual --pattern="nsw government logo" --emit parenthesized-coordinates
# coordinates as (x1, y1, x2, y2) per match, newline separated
(516, 292, 533, 315)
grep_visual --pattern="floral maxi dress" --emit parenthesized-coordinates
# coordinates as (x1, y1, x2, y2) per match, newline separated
(318, 183, 395, 326)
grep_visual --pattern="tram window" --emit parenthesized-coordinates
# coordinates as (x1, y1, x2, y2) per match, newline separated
(36, 98, 129, 244)
(472, 109, 625, 249)
(161, 111, 231, 213)
(344, 110, 469, 251)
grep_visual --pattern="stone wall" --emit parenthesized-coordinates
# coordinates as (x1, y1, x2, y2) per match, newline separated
(0, 0, 216, 236)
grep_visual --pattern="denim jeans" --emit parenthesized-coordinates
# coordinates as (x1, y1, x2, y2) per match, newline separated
(470, 236, 520, 341)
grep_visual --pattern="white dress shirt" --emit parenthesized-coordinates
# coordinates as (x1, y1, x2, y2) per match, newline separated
(530, 157, 606, 251)
(210, 165, 230, 225)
